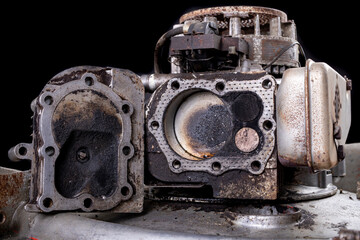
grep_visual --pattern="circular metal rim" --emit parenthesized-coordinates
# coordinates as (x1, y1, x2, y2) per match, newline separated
(180, 6, 288, 25)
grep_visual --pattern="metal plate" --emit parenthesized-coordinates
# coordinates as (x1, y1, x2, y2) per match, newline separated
(25, 67, 145, 213)
(277, 59, 352, 170)
(147, 74, 276, 175)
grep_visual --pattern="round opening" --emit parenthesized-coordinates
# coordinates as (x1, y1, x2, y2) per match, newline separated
(0, 212, 6, 225)
(122, 146, 131, 156)
(121, 186, 130, 196)
(43, 198, 53, 208)
(212, 162, 221, 171)
(18, 146, 27, 156)
(251, 160, 261, 171)
(122, 104, 130, 114)
(262, 79, 272, 89)
(215, 82, 225, 92)
(169, 91, 232, 160)
(151, 121, 159, 130)
(45, 146, 55, 157)
(44, 95, 53, 105)
(171, 81, 180, 90)
(263, 120, 273, 130)
(83, 198, 93, 208)
(85, 76, 94, 86)
(172, 160, 181, 169)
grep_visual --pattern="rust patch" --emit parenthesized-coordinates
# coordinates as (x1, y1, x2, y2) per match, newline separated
(296, 209, 317, 230)
(0, 172, 24, 208)
(214, 168, 278, 199)
(179, 6, 288, 26)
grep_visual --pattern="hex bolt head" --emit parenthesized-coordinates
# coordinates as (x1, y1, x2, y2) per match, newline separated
(76, 147, 90, 163)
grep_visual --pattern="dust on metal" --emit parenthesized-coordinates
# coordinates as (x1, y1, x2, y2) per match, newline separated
(179, 6, 288, 27)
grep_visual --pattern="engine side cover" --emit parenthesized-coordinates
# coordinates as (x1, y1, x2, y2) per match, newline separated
(277, 59, 351, 170)
(26, 66, 144, 212)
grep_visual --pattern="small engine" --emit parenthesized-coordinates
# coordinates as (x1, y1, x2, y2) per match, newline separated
(7, 6, 352, 212)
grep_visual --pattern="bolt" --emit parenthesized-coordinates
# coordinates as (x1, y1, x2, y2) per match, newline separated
(76, 147, 89, 163)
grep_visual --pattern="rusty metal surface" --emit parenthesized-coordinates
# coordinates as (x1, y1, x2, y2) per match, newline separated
(261, 38, 298, 66)
(23, 66, 144, 213)
(174, 91, 231, 160)
(146, 74, 276, 176)
(179, 6, 288, 27)
(0, 168, 30, 237)
(145, 71, 278, 200)
(243, 35, 299, 68)
(277, 59, 352, 170)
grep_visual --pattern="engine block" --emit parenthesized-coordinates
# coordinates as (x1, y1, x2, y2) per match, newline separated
(5, 6, 352, 212)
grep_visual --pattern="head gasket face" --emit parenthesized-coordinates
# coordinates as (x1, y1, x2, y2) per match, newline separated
(25, 67, 144, 213)
(147, 73, 276, 176)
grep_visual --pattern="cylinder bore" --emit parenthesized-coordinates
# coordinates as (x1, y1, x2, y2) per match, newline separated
(172, 91, 233, 160)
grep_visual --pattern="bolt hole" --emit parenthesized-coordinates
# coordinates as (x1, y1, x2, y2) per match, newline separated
(171, 81, 180, 90)
(251, 161, 261, 171)
(18, 146, 27, 156)
(262, 79, 272, 89)
(43, 198, 53, 208)
(121, 186, 130, 196)
(212, 162, 221, 171)
(151, 121, 159, 130)
(45, 146, 55, 157)
(85, 76, 94, 86)
(122, 146, 131, 156)
(83, 198, 93, 208)
(0, 212, 6, 225)
(263, 120, 273, 130)
(44, 95, 53, 105)
(172, 160, 181, 169)
(215, 82, 225, 92)
(122, 104, 130, 114)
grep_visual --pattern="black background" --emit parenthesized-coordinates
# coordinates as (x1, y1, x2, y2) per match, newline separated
(2, 1, 359, 170)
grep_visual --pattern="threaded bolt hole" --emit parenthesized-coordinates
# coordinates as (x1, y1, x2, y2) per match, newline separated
(43, 198, 53, 208)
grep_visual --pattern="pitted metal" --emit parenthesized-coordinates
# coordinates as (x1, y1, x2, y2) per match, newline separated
(179, 6, 288, 28)
(26, 71, 134, 212)
(147, 75, 276, 175)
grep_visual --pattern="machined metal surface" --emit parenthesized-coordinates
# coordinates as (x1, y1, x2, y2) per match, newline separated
(147, 73, 276, 175)
(21, 66, 145, 213)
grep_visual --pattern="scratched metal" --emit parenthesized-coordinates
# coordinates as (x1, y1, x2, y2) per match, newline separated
(277, 59, 352, 170)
